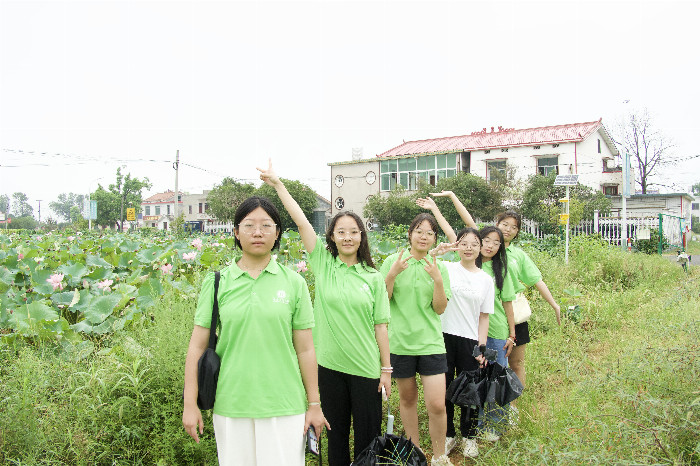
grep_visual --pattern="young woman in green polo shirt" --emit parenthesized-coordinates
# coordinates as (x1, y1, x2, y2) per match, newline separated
(182, 196, 329, 466)
(258, 161, 391, 466)
(495, 211, 560, 416)
(380, 213, 453, 466)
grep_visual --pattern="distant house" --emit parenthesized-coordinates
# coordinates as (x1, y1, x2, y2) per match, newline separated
(329, 119, 621, 228)
(140, 190, 183, 230)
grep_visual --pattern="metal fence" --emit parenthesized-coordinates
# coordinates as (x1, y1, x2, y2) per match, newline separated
(518, 211, 662, 246)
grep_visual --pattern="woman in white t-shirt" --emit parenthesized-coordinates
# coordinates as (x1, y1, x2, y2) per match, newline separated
(429, 227, 494, 459)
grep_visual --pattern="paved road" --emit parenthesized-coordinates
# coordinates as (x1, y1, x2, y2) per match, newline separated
(664, 252, 699, 267)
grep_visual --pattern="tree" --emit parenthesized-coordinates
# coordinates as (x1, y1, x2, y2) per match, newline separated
(12, 192, 33, 217)
(206, 177, 256, 223)
(108, 168, 151, 231)
(612, 109, 674, 194)
(90, 186, 121, 229)
(423, 172, 504, 225)
(364, 173, 504, 229)
(49, 193, 85, 222)
(0, 194, 9, 214)
(364, 185, 423, 228)
(256, 178, 317, 231)
(520, 173, 611, 233)
(692, 181, 700, 196)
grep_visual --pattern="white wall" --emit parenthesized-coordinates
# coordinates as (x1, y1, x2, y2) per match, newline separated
(329, 160, 380, 226)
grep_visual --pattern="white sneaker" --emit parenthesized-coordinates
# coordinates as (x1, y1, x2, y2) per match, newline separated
(431, 455, 454, 466)
(462, 438, 479, 458)
(444, 436, 457, 456)
(481, 430, 501, 442)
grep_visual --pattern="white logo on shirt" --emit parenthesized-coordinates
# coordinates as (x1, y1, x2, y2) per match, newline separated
(361, 283, 371, 294)
(272, 289, 290, 304)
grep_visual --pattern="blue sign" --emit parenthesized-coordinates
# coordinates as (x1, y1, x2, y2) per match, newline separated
(89, 200, 97, 220)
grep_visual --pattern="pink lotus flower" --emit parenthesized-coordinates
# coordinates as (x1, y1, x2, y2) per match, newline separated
(18, 253, 24, 260)
(82, 280, 90, 289)
(47, 273, 65, 291)
(161, 263, 173, 275)
(183, 252, 196, 261)
(212, 242, 221, 247)
(191, 238, 203, 251)
(296, 261, 308, 273)
(97, 279, 113, 292)
(67, 236, 75, 241)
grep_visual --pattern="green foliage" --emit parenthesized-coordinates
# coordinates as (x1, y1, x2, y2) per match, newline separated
(692, 215, 700, 234)
(364, 185, 422, 228)
(6, 215, 38, 230)
(0, 194, 9, 215)
(12, 192, 33, 217)
(206, 177, 256, 223)
(635, 228, 662, 254)
(421, 172, 504, 224)
(256, 178, 317, 231)
(49, 192, 85, 222)
(365, 173, 504, 229)
(521, 173, 611, 233)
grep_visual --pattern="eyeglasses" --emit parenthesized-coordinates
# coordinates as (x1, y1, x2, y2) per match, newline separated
(413, 229, 436, 238)
(482, 238, 501, 247)
(497, 222, 519, 232)
(238, 222, 277, 235)
(334, 229, 361, 238)
(458, 241, 481, 249)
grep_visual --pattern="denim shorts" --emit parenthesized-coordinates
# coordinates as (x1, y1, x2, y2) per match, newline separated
(390, 353, 448, 378)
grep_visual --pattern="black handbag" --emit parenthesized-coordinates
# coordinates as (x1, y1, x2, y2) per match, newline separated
(196, 271, 221, 410)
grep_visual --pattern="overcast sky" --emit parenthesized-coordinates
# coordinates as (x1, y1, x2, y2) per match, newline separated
(1, 0, 699, 219)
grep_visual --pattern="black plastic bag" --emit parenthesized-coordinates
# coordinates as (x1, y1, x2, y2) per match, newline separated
(446, 368, 487, 408)
(447, 362, 524, 408)
(352, 433, 427, 466)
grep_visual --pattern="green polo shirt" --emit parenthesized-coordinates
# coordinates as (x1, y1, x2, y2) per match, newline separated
(380, 251, 451, 356)
(481, 260, 517, 340)
(506, 244, 542, 294)
(309, 237, 390, 379)
(194, 259, 314, 418)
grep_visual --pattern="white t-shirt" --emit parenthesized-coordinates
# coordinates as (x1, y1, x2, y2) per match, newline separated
(441, 261, 495, 341)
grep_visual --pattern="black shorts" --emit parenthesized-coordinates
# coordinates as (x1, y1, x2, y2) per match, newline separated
(390, 353, 448, 378)
(515, 321, 530, 346)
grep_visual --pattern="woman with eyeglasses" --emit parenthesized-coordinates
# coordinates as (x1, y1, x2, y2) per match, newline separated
(258, 160, 391, 466)
(494, 211, 560, 419)
(379, 212, 453, 466)
(416, 198, 493, 458)
(182, 195, 329, 466)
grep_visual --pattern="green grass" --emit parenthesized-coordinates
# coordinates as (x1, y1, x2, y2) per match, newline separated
(1, 236, 699, 465)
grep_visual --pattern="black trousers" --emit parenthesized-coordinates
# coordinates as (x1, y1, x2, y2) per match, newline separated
(318, 365, 382, 466)
(443, 332, 480, 438)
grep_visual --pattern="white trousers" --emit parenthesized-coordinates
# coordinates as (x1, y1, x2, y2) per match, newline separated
(213, 413, 306, 466)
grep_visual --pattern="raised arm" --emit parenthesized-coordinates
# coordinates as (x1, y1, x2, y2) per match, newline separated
(431, 190, 477, 229)
(257, 159, 317, 253)
(416, 196, 457, 243)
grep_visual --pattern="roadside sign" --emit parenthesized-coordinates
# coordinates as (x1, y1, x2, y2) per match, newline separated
(126, 208, 136, 221)
(554, 174, 580, 186)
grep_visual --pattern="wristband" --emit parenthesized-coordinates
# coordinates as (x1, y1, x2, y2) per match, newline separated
(479, 345, 486, 355)
(308, 401, 321, 407)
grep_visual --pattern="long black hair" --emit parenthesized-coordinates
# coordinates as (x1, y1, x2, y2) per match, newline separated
(495, 210, 522, 241)
(325, 211, 376, 269)
(476, 226, 508, 291)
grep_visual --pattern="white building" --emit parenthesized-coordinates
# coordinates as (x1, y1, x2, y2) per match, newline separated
(329, 119, 621, 227)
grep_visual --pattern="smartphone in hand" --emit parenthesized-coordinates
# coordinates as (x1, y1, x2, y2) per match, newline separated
(306, 426, 319, 456)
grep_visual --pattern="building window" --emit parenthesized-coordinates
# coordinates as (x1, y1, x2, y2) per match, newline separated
(604, 185, 619, 195)
(145, 206, 150, 215)
(486, 160, 507, 181)
(167, 205, 171, 215)
(537, 156, 559, 176)
(692, 202, 699, 211)
(204, 203, 209, 212)
(598, 139, 602, 153)
(189, 205, 192, 214)
(199, 203, 203, 214)
(155, 206, 161, 215)
(380, 153, 457, 191)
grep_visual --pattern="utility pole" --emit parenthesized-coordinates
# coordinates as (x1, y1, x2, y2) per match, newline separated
(37, 200, 42, 226)
(173, 150, 180, 224)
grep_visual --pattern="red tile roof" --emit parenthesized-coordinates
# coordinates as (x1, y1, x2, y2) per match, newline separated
(143, 190, 181, 203)
(377, 119, 603, 158)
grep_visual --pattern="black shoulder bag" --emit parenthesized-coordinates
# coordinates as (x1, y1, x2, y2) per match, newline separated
(196, 271, 221, 410)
